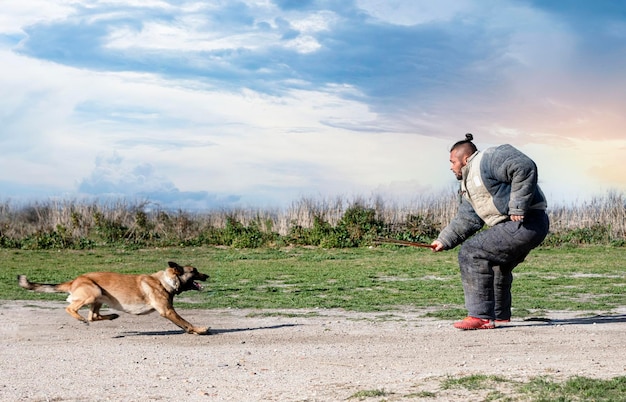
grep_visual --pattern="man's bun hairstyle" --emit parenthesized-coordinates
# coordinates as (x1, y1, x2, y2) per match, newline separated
(450, 133, 477, 153)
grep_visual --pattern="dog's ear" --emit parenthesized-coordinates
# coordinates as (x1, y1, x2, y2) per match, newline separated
(167, 261, 184, 275)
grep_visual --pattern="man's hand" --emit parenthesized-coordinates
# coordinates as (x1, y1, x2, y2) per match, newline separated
(431, 240, 444, 252)
(510, 215, 524, 222)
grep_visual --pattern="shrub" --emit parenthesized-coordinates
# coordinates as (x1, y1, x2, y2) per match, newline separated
(287, 216, 334, 246)
(93, 211, 128, 244)
(335, 204, 384, 247)
(0, 192, 624, 249)
(544, 224, 612, 247)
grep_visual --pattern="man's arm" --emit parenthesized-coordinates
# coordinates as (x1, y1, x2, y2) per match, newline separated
(433, 198, 484, 251)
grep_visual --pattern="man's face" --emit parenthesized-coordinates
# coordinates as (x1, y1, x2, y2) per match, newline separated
(449, 150, 467, 180)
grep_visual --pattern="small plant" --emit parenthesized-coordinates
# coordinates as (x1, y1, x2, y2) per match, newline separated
(349, 388, 389, 400)
(405, 391, 436, 398)
(441, 374, 510, 391)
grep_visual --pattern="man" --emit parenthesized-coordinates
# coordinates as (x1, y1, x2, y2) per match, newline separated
(431, 133, 549, 330)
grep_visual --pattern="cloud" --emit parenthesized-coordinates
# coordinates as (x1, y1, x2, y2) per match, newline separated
(9, 1, 626, 123)
(1, 1, 625, 208)
(78, 152, 170, 194)
(0, 1, 75, 35)
(77, 152, 240, 210)
(356, 0, 475, 26)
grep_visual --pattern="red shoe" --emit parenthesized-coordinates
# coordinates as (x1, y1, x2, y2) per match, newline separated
(453, 316, 495, 330)
(495, 319, 511, 324)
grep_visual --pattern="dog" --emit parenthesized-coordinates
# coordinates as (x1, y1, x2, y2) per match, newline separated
(17, 261, 210, 335)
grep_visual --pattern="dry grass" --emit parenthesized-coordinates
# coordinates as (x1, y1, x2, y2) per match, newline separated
(550, 191, 626, 237)
(0, 191, 624, 247)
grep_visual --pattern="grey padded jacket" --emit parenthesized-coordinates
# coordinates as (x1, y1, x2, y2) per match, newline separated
(436, 144, 547, 250)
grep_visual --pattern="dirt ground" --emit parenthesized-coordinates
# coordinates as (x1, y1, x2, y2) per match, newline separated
(1, 301, 625, 401)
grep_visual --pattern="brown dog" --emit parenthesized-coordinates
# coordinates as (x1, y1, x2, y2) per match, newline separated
(17, 261, 210, 335)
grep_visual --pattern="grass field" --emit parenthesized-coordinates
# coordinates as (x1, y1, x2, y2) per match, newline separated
(2, 245, 624, 318)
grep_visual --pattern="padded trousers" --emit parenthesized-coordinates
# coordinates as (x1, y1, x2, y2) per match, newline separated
(457, 210, 550, 320)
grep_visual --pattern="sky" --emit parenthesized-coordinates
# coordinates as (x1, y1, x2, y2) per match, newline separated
(1, 0, 625, 210)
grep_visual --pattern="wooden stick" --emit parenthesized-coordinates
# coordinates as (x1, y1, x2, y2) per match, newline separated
(373, 238, 436, 249)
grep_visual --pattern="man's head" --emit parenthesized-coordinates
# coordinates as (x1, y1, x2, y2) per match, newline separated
(449, 133, 477, 180)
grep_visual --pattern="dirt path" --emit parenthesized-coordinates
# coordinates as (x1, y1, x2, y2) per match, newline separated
(1, 301, 625, 401)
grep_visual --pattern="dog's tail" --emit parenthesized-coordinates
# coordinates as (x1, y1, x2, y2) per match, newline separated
(17, 275, 72, 293)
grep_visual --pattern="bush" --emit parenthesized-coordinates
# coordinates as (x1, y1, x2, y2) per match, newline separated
(383, 213, 439, 243)
(22, 226, 73, 250)
(0, 193, 624, 249)
(544, 224, 611, 247)
(287, 216, 334, 246)
(93, 211, 128, 244)
(335, 204, 383, 247)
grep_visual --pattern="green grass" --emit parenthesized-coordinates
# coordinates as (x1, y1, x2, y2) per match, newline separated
(520, 375, 626, 401)
(436, 374, 626, 401)
(441, 374, 510, 391)
(1, 245, 625, 317)
(347, 374, 626, 400)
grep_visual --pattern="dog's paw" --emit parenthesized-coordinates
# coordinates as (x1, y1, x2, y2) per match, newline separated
(189, 327, 211, 335)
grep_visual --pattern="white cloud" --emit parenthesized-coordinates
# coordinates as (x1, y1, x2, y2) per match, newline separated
(356, 0, 476, 26)
(0, 42, 455, 207)
(104, 7, 337, 54)
(0, 0, 76, 34)
(288, 10, 337, 32)
(78, 152, 175, 194)
(105, 21, 271, 52)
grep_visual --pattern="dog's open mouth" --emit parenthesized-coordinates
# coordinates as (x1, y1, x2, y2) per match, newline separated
(192, 281, 203, 291)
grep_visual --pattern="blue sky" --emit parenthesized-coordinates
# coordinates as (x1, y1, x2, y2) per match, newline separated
(1, 0, 625, 209)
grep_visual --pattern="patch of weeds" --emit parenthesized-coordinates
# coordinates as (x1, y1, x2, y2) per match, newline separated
(441, 374, 511, 391)
(404, 391, 437, 398)
(483, 390, 511, 401)
(519, 375, 626, 401)
(422, 374, 626, 401)
(349, 388, 389, 400)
